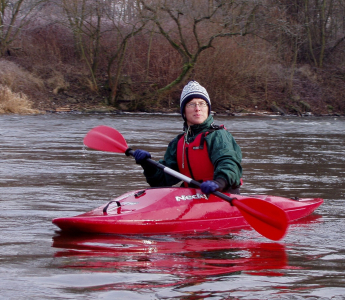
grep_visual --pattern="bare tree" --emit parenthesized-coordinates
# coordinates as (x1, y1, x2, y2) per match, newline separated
(58, 0, 146, 102)
(0, 0, 48, 57)
(138, 0, 260, 98)
(269, 0, 345, 67)
(103, 0, 147, 105)
(59, 0, 108, 90)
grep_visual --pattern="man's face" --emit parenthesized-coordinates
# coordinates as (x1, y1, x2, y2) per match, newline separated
(184, 98, 209, 126)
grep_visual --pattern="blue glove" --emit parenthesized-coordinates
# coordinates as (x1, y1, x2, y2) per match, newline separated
(133, 149, 151, 164)
(200, 180, 219, 194)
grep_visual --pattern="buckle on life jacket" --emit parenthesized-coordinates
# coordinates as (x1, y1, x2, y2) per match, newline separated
(192, 132, 206, 150)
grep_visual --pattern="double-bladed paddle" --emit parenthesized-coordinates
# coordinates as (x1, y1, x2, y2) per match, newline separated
(83, 125, 289, 240)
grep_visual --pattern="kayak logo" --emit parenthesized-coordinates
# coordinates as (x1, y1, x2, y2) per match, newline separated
(122, 202, 138, 206)
(175, 193, 208, 202)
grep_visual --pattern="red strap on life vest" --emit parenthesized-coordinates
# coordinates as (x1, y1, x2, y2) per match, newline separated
(177, 132, 214, 186)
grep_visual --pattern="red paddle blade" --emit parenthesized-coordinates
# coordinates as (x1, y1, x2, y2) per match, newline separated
(83, 125, 128, 153)
(232, 198, 288, 241)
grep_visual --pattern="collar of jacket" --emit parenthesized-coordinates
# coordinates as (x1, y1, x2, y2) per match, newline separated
(183, 115, 214, 137)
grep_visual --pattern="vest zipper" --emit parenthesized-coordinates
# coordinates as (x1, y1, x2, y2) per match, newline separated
(182, 126, 190, 169)
(182, 138, 185, 169)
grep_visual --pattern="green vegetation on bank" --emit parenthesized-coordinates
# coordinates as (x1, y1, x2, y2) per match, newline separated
(0, 0, 345, 116)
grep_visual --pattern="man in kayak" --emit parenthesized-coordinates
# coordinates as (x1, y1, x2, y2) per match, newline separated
(133, 80, 243, 194)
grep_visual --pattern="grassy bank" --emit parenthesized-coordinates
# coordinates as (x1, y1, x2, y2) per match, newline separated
(1, 50, 344, 116)
(1, 55, 344, 116)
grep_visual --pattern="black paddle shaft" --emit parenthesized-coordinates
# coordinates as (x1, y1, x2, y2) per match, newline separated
(125, 148, 235, 206)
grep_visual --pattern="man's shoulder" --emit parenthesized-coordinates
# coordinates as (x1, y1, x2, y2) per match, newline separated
(168, 132, 184, 147)
(205, 127, 234, 143)
(207, 126, 231, 136)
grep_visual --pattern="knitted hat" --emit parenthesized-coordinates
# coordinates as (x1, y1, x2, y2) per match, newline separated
(180, 81, 211, 119)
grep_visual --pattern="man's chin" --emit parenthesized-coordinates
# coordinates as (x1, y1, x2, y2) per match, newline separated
(188, 118, 205, 126)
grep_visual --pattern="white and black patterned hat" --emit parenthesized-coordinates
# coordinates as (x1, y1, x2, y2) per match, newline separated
(180, 81, 211, 119)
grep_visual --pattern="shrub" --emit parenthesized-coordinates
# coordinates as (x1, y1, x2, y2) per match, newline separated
(0, 59, 44, 93)
(0, 85, 40, 114)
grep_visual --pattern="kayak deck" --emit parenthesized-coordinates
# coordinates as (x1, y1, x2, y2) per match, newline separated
(52, 187, 323, 235)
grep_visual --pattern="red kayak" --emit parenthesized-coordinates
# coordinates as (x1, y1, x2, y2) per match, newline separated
(52, 187, 323, 235)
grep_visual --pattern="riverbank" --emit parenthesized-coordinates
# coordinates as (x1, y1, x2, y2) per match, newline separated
(1, 58, 344, 117)
(1, 82, 343, 117)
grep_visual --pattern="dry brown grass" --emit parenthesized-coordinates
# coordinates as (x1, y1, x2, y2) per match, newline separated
(0, 59, 45, 114)
(0, 59, 45, 93)
(46, 70, 70, 94)
(0, 85, 40, 114)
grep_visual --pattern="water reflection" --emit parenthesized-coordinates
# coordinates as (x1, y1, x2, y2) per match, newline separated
(52, 233, 287, 280)
(51, 213, 324, 287)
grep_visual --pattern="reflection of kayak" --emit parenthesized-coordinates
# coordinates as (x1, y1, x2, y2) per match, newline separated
(52, 187, 323, 235)
(52, 234, 288, 277)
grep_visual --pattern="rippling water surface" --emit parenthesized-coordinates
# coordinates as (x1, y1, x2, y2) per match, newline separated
(0, 113, 344, 299)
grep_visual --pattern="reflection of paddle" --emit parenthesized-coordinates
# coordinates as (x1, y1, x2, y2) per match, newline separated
(83, 125, 289, 241)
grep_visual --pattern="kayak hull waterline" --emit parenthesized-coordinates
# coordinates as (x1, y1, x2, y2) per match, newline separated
(52, 187, 323, 235)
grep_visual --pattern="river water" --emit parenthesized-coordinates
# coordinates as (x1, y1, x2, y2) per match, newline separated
(0, 113, 344, 299)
